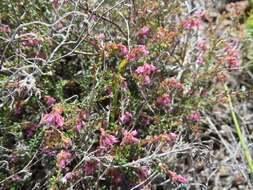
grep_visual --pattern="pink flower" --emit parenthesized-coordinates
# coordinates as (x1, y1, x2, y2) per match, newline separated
(225, 50, 240, 69)
(12, 175, 22, 182)
(136, 63, 156, 75)
(105, 44, 128, 57)
(197, 39, 208, 52)
(76, 122, 85, 132)
(21, 38, 41, 47)
(137, 26, 150, 39)
(182, 18, 202, 30)
(196, 56, 204, 65)
(75, 111, 89, 132)
(41, 148, 57, 156)
(97, 33, 105, 41)
(156, 94, 171, 107)
(121, 130, 139, 145)
(157, 133, 177, 143)
(140, 114, 153, 127)
(187, 113, 201, 122)
(99, 128, 118, 150)
(41, 109, 64, 128)
(135, 63, 156, 85)
(52, 0, 69, 8)
(169, 78, 184, 90)
(126, 45, 149, 62)
(64, 172, 78, 182)
(118, 44, 129, 56)
(143, 75, 151, 85)
(44, 96, 56, 106)
(224, 41, 240, 69)
(57, 151, 72, 169)
(0, 25, 11, 35)
(177, 175, 188, 184)
(118, 112, 132, 125)
(84, 160, 99, 175)
(169, 132, 177, 140)
(167, 171, 188, 184)
(138, 166, 150, 181)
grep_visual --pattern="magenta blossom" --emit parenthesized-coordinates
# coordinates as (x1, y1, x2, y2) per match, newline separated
(41, 109, 64, 128)
(143, 75, 151, 85)
(0, 25, 11, 35)
(187, 113, 201, 122)
(118, 112, 132, 125)
(118, 44, 129, 56)
(136, 63, 156, 75)
(97, 33, 105, 41)
(225, 44, 240, 69)
(177, 175, 188, 184)
(41, 148, 57, 156)
(135, 63, 156, 85)
(196, 56, 205, 65)
(168, 171, 188, 184)
(121, 130, 139, 145)
(137, 26, 150, 39)
(156, 94, 171, 107)
(57, 151, 72, 169)
(52, 0, 69, 8)
(155, 133, 178, 143)
(182, 17, 202, 30)
(138, 166, 150, 181)
(44, 96, 56, 106)
(126, 45, 149, 62)
(197, 39, 208, 52)
(99, 128, 118, 150)
(64, 172, 78, 182)
(76, 122, 85, 132)
(84, 160, 99, 175)
(21, 38, 41, 47)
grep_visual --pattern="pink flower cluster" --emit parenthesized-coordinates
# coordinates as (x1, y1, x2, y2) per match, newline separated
(138, 166, 150, 181)
(121, 130, 139, 145)
(57, 151, 72, 169)
(182, 18, 201, 30)
(225, 44, 240, 69)
(169, 78, 184, 90)
(21, 38, 41, 47)
(52, 0, 69, 8)
(136, 63, 156, 75)
(126, 45, 149, 62)
(84, 160, 99, 175)
(187, 113, 201, 122)
(156, 94, 171, 107)
(118, 44, 129, 56)
(135, 63, 156, 85)
(197, 39, 208, 52)
(41, 108, 64, 128)
(0, 25, 11, 35)
(44, 96, 56, 106)
(99, 128, 118, 150)
(155, 133, 177, 143)
(196, 38, 208, 65)
(168, 170, 188, 184)
(137, 26, 150, 39)
(64, 172, 79, 182)
(105, 43, 128, 57)
(118, 111, 132, 125)
(76, 110, 89, 132)
(182, 11, 204, 30)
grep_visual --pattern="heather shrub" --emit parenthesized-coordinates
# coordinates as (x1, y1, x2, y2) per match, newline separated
(0, 0, 248, 189)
